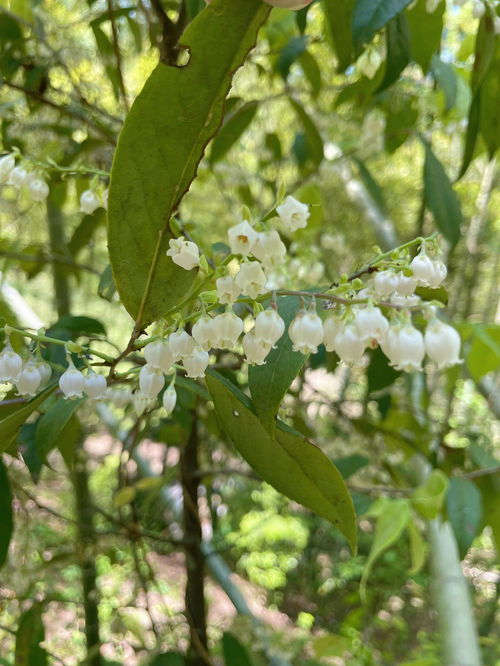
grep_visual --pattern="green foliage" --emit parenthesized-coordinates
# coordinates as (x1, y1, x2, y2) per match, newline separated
(222, 632, 253, 666)
(406, 0, 444, 72)
(352, 0, 413, 47)
(412, 469, 448, 520)
(108, 0, 270, 324)
(14, 605, 47, 666)
(210, 101, 259, 165)
(446, 477, 483, 558)
(0, 386, 56, 454)
(0, 459, 13, 568)
(321, 0, 355, 71)
(35, 397, 83, 465)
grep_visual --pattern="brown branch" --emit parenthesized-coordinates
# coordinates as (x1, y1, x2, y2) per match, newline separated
(106, 0, 130, 112)
(150, 0, 187, 65)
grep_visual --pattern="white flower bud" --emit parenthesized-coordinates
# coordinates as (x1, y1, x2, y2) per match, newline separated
(212, 312, 243, 349)
(59, 364, 85, 399)
(252, 231, 286, 268)
(242, 329, 272, 365)
(323, 314, 344, 352)
(288, 309, 324, 355)
(36, 361, 52, 387)
(133, 391, 152, 417)
(427, 261, 447, 289)
(276, 196, 310, 232)
(8, 166, 28, 189)
(144, 339, 175, 373)
(227, 220, 258, 256)
(28, 178, 49, 202)
(192, 315, 217, 351)
(166, 238, 200, 271)
(216, 276, 241, 305)
(396, 272, 418, 296)
(472, 0, 485, 19)
(383, 324, 425, 372)
(234, 261, 267, 299)
(139, 365, 165, 399)
(254, 308, 285, 347)
(424, 320, 461, 369)
(334, 324, 366, 365)
(162, 385, 177, 415)
(354, 305, 389, 344)
(169, 329, 195, 360)
(0, 341, 23, 382)
(0, 154, 15, 184)
(83, 372, 107, 400)
(410, 250, 435, 285)
(80, 189, 101, 215)
(183, 347, 209, 378)
(15, 362, 42, 396)
(374, 270, 399, 298)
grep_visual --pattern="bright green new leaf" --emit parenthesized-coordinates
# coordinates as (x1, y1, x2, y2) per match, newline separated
(209, 101, 259, 164)
(206, 370, 357, 553)
(222, 632, 253, 666)
(466, 323, 500, 381)
(14, 605, 48, 666)
(0, 459, 14, 568)
(412, 469, 448, 519)
(446, 477, 483, 558)
(360, 498, 411, 598)
(113, 486, 137, 509)
(321, 0, 355, 72)
(422, 140, 462, 246)
(406, 0, 444, 72)
(108, 0, 270, 325)
(35, 397, 84, 463)
(0, 385, 56, 455)
(248, 295, 309, 434)
(352, 0, 413, 47)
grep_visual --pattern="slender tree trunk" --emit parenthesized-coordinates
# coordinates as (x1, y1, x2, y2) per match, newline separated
(47, 197, 71, 317)
(180, 413, 210, 666)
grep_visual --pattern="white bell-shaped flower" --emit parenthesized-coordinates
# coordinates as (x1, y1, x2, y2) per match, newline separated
(162, 385, 177, 415)
(28, 178, 49, 202)
(354, 305, 388, 344)
(80, 189, 101, 215)
(472, 0, 485, 18)
(83, 371, 107, 400)
(216, 275, 240, 305)
(183, 347, 209, 378)
(166, 238, 200, 271)
(276, 196, 310, 232)
(8, 166, 28, 189)
(254, 308, 285, 346)
(334, 324, 366, 365)
(288, 308, 324, 355)
(242, 329, 272, 365)
(16, 362, 42, 396)
(427, 261, 447, 289)
(192, 315, 217, 351)
(323, 314, 344, 352)
(108, 387, 132, 408)
(252, 231, 286, 268)
(169, 329, 195, 360)
(424, 320, 461, 369)
(139, 365, 165, 399)
(59, 363, 85, 399)
(396, 272, 418, 296)
(0, 154, 15, 184)
(374, 270, 399, 298)
(0, 340, 23, 382)
(133, 391, 152, 417)
(144, 339, 175, 373)
(384, 324, 425, 372)
(227, 220, 258, 256)
(212, 311, 243, 349)
(390, 294, 421, 308)
(36, 361, 52, 387)
(410, 249, 435, 285)
(235, 261, 267, 299)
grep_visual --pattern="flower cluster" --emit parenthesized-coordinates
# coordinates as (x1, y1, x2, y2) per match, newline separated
(0, 153, 49, 202)
(0, 337, 52, 396)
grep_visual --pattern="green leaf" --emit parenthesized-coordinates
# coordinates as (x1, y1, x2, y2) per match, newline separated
(0, 386, 57, 455)
(353, 159, 388, 214)
(465, 323, 500, 381)
(478, 38, 500, 158)
(367, 347, 400, 392)
(313, 634, 352, 659)
(289, 98, 324, 171)
(407, 519, 426, 574)
(0, 11, 23, 42)
(412, 469, 448, 520)
(352, 0, 413, 47)
(35, 398, 84, 463)
(299, 50, 322, 98)
(0, 459, 14, 568)
(321, 0, 355, 72)
(360, 498, 411, 598)
(107, 0, 270, 325)
(209, 101, 259, 164)
(98, 264, 116, 302)
(446, 477, 483, 558)
(377, 14, 410, 93)
(248, 295, 308, 434)
(276, 35, 308, 80)
(148, 653, 185, 666)
(68, 209, 106, 258)
(383, 95, 418, 153)
(431, 55, 458, 111)
(222, 632, 253, 666)
(422, 140, 462, 246)
(52, 315, 106, 337)
(406, 0, 444, 72)
(14, 605, 48, 666)
(206, 370, 357, 552)
(333, 455, 369, 479)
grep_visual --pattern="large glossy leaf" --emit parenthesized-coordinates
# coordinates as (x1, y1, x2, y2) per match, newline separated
(422, 140, 462, 247)
(446, 477, 483, 558)
(14, 605, 48, 666)
(108, 0, 270, 325)
(0, 385, 57, 455)
(406, 0, 444, 72)
(206, 370, 357, 552)
(352, 0, 413, 47)
(0, 459, 13, 568)
(248, 295, 308, 434)
(321, 0, 355, 72)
